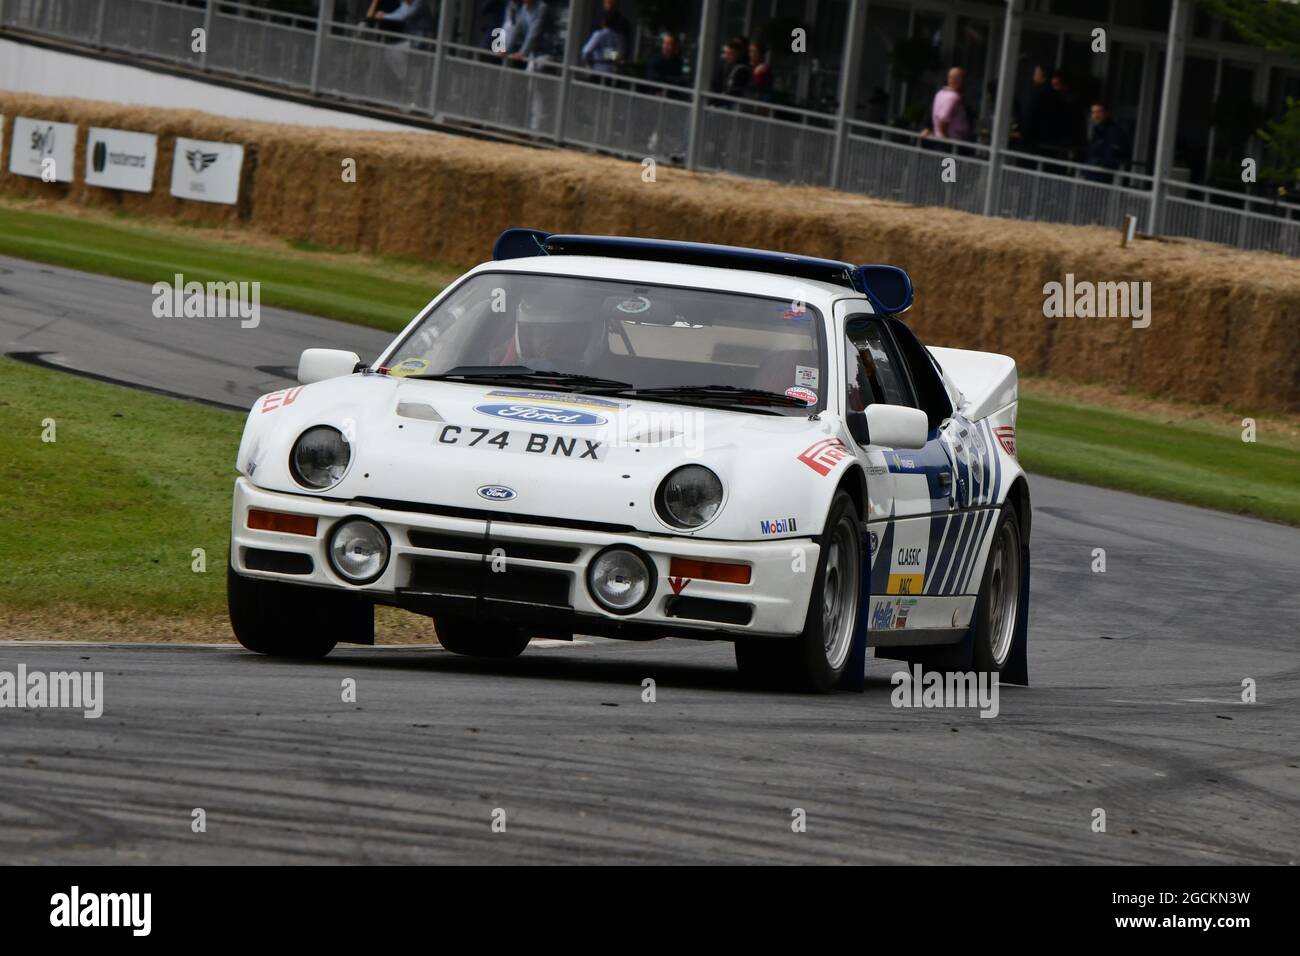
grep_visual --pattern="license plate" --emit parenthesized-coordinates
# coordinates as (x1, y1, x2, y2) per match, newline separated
(434, 424, 605, 461)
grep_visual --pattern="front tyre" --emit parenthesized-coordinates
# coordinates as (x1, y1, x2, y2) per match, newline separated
(227, 565, 369, 659)
(735, 489, 862, 692)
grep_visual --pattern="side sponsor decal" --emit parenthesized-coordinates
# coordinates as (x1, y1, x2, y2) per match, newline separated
(475, 402, 608, 426)
(797, 438, 850, 476)
(436, 425, 603, 460)
(260, 387, 302, 413)
(758, 517, 798, 535)
(869, 597, 918, 630)
(886, 517, 928, 595)
(993, 425, 1017, 457)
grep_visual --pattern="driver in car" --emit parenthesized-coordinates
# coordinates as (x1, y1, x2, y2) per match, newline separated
(497, 286, 608, 371)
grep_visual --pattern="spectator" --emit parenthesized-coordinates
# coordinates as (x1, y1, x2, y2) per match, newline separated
(501, 0, 555, 62)
(747, 40, 772, 101)
(368, 0, 434, 39)
(713, 36, 751, 98)
(646, 32, 687, 87)
(362, 0, 403, 34)
(501, 0, 556, 132)
(1020, 64, 1060, 154)
(589, 0, 632, 56)
(478, 0, 508, 49)
(1084, 102, 1131, 182)
(1050, 70, 1086, 159)
(925, 66, 971, 142)
(581, 13, 625, 74)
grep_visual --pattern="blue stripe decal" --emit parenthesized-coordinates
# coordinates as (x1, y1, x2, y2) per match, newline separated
(957, 509, 993, 593)
(923, 512, 951, 592)
(929, 512, 964, 595)
(940, 511, 977, 595)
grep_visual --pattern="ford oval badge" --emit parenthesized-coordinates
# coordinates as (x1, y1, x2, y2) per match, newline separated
(474, 403, 607, 426)
(477, 485, 517, 502)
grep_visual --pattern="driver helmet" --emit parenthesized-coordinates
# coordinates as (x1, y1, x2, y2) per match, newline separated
(514, 286, 604, 367)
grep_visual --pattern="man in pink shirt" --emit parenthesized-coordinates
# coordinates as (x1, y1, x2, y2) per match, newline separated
(929, 66, 971, 141)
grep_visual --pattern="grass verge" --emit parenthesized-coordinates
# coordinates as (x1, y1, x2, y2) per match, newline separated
(0, 357, 441, 641)
(1017, 393, 1300, 524)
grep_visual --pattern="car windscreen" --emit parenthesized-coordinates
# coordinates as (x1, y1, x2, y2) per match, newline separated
(384, 272, 828, 415)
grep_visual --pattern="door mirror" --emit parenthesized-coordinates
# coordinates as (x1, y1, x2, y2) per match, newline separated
(298, 348, 361, 385)
(863, 404, 928, 449)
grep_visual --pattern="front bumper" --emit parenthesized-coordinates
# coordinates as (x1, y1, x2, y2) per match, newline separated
(230, 477, 816, 638)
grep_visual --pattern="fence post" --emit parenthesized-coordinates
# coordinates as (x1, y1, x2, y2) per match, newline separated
(429, 0, 456, 118)
(829, 0, 868, 190)
(552, 0, 582, 144)
(308, 0, 329, 95)
(200, 0, 214, 70)
(685, 0, 719, 171)
(1148, 0, 1190, 236)
(94, 0, 107, 46)
(982, 0, 1022, 218)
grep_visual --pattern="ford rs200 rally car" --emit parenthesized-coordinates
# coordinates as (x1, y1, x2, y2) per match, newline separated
(228, 230, 1031, 692)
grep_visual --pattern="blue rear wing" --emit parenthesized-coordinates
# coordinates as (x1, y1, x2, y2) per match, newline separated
(491, 228, 913, 315)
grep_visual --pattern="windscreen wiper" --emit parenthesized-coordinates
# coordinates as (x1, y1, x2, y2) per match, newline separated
(408, 366, 634, 391)
(587, 384, 812, 409)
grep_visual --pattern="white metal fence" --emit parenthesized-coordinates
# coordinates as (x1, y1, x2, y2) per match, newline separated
(3, 0, 1297, 257)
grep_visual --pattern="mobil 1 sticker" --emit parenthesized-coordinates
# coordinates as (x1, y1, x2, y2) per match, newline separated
(435, 424, 603, 461)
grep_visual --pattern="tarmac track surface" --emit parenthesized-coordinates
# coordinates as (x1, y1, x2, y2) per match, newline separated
(0, 255, 1296, 864)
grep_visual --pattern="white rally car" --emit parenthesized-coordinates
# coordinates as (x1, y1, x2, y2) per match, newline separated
(228, 230, 1031, 691)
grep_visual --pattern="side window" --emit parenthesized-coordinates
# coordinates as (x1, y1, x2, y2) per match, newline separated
(845, 317, 912, 411)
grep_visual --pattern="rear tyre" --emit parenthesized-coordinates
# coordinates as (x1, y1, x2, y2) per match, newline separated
(735, 490, 862, 692)
(435, 616, 531, 659)
(227, 564, 369, 659)
(971, 504, 1023, 675)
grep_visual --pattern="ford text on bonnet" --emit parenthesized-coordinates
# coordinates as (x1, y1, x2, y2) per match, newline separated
(228, 230, 1031, 692)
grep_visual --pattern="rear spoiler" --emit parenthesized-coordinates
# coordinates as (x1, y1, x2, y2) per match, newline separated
(492, 228, 914, 315)
(928, 346, 1018, 422)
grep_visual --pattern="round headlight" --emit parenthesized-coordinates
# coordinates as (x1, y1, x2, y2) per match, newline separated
(656, 465, 723, 529)
(328, 518, 389, 584)
(291, 426, 351, 490)
(587, 546, 654, 614)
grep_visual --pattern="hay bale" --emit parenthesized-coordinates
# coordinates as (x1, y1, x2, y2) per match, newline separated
(3, 90, 1297, 411)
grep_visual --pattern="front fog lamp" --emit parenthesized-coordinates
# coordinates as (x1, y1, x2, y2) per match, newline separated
(291, 426, 351, 490)
(329, 519, 389, 584)
(587, 547, 654, 614)
(656, 465, 723, 529)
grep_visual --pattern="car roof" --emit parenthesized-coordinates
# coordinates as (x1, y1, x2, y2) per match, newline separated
(475, 255, 867, 309)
